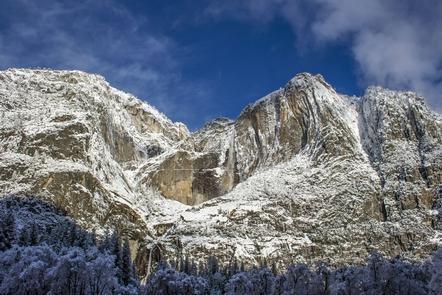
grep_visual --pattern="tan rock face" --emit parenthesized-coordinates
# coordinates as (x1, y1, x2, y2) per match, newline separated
(0, 69, 190, 270)
(125, 101, 189, 142)
(21, 121, 90, 161)
(0, 69, 441, 273)
(145, 75, 441, 270)
(148, 151, 237, 205)
(149, 74, 363, 205)
(150, 151, 194, 204)
(160, 75, 361, 204)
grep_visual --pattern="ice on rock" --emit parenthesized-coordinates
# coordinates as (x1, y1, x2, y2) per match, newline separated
(0, 68, 441, 270)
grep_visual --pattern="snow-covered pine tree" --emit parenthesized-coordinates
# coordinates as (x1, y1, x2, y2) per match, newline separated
(17, 227, 30, 247)
(29, 222, 39, 246)
(0, 213, 14, 251)
(121, 238, 135, 286)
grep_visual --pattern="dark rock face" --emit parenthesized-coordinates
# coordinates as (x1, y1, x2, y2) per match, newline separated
(0, 69, 441, 273)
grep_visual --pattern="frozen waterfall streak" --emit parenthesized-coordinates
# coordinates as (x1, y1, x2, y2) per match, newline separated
(142, 223, 177, 283)
(142, 243, 159, 284)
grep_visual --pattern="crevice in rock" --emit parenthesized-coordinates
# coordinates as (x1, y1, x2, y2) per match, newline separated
(380, 199, 388, 221)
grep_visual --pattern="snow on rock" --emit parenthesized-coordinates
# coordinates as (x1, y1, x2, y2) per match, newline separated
(0, 68, 441, 273)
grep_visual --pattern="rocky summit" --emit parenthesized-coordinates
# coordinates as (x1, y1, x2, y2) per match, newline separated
(0, 68, 441, 274)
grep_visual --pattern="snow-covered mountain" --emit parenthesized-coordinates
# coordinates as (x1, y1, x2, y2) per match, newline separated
(0, 69, 440, 272)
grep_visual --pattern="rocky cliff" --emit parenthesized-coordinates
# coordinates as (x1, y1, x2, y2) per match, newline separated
(0, 69, 440, 273)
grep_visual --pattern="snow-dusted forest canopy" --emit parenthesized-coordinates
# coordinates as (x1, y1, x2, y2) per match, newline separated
(0, 196, 441, 295)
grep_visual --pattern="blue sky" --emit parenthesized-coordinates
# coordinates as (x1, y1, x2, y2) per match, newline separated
(0, 0, 441, 130)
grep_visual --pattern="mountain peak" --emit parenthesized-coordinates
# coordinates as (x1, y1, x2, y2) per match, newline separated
(0, 68, 440, 273)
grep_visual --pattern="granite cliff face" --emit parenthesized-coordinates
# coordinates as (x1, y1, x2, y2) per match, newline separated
(0, 69, 440, 273)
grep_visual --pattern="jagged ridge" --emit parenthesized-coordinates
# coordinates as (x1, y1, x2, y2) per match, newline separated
(0, 68, 441, 274)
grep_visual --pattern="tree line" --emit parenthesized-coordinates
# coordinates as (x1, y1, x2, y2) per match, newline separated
(0, 196, 441, 294)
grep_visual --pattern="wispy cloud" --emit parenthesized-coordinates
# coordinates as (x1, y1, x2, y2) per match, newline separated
(205, 0, 442, 112)
(0, 0, 210, 125)
(2, 0, 440, 129)
(313, 0, 442, 111)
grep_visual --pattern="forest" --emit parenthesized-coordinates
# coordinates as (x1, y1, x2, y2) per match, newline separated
(0, 196, 441, 294)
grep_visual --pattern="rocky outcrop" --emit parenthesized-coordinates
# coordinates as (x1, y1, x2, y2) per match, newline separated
(0, 69, 441, 274)
(360, 88, 441, 221)
(0, 69, 190, 268)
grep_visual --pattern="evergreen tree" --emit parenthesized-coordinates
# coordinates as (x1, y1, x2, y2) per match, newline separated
(3, 213, 15, 245)
(29, 222, 39, 246)
(190, 261, 198, 276)
(0, 213, 15, 251)
(429, 248, 442, 294)
(110, 232, 124, 283)
(224, 272, 253, 295)
(317, 262, 331, 294)
(121, 238, 135, 286)
(229, 258, 239, 277)
(272, 275, 286, 295)
(99, 229, 113, 253)
(183, 255, 190, 274)
(179, 253, 185, 272)
(1, 196, 441, 295)
(198, 261, 206, 276)
(207, 256, 219, 275)
(68, 223, 77, 246)
(73, 227, 87, 248)
(18, 227, 30, 247)
(60, 222, 72, 248)
(283, 263, 323, 294)
(240, 261, 245, 272)
(0, 230, 9, 251)
(271, 262, 277, 275)
(91, 228, 97, 247)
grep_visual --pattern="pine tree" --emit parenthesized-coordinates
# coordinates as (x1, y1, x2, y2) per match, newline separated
(18, 227, 30, 246)
(68, 223, 77, 246)
(271, 261, 278, 275)
(3, 213, 15, 245)
(317, 262, 331, 293)
(240, 261, 245, 272)
(60, 222, 72, 247)
(207, 256, 219, 275)
(73, 227, 86, 248)
(0, 213, 15, 250)
(260, 257, 268, 269)
(29, 222, 39, 246)
(183, 255, 190, 274)
(81, 231, 94, 249)
(0, 230, 9, 251)
(99, 229, 113, 253)
(91, 228, 97, 247)
(190, 261, 198, 276)
(179, 253, 185, 272)
(229, 258, 239, 277)
(198, 261, 206, 276)
(109, 231, 124, 284)
(121, 238, 134, 286)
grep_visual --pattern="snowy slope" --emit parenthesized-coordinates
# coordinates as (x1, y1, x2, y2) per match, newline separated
(0, 69, 441, 272)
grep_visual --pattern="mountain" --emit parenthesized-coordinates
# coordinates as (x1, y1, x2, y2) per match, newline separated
(0, 69, 440, 274)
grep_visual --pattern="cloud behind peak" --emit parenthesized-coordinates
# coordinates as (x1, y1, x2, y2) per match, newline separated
(207, 0, 442, 111)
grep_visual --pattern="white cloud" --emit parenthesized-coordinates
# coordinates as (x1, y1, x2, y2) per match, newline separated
(312, 0, 442, 111)
(0, 0, 210, 124)
(1, 0, 440, 125)
(206, 0, 442, 111)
